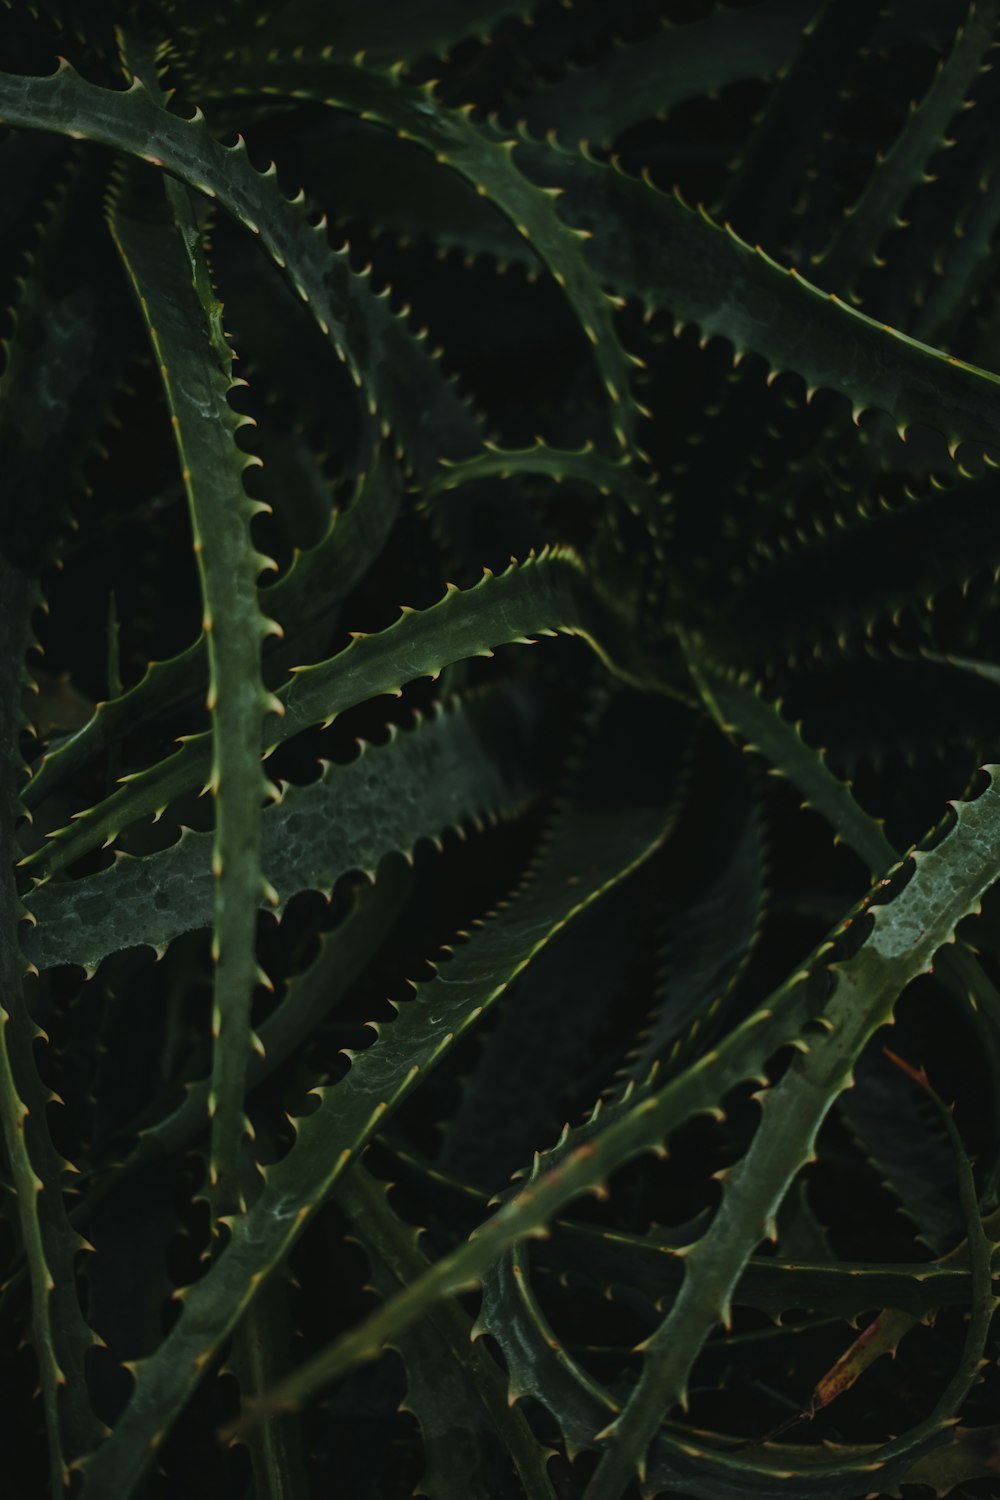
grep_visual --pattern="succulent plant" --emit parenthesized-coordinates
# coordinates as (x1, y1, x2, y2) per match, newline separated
(4, 1, 1000, 1496)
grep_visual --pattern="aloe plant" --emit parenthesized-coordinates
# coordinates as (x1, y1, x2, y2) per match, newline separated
(4, 1, 1000, 1496)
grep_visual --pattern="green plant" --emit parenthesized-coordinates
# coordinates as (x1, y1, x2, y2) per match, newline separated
(4, 0, 1000, 1495)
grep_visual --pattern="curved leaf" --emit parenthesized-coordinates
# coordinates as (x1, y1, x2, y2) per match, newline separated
(0, 61, 480, 476)
(23, 445, 402, 810)
(335, 1163, 556, 1500)
(814, 0, 1000, 297)
(75, 693, 686, 1498)
(202, 54, 644, 449)
(21, 549, 641, 878)
(23, 688, 535, 973)
(108, 167, 277, 1226)
(510, 0, 819, 149)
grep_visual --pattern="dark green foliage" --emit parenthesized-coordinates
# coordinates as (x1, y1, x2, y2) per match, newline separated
(4, 2, 1000, 1497)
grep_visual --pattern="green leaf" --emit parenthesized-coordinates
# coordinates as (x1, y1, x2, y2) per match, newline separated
(22, 549, 641, 878)
(0, 152, 129, 574)
(75, 692, 684, 1499)
(0, 61, 481, 476)
(913, 157, 1000, 344)
(898, 1422, 1000, 1494)
(277, 117, 529, 267)
(437, 877, 654, 1194)
(839, 1049, 963, 1254)
(480, 1224, 1000, 1500)
(766, 1057, 996, 1477)
(335, 1163, 556, 1500)
(228, 957, 817, 1467)
(23, 688, 536, 973)
(622, 759, 766, 1086)
(1, 866, 413, 1317)
(23, 444, 402, 810)
(716, 0, 883, 249)
(541, 1217, 985, 1322)
(581, 777, 1000, 1500)
(228, 1115, 311, 1500)
(814, 0, 1000, 297)
(181, 0, 532, 69)
(203, 54, 644, 449)
(231, 1269, 310, 1500)
(511, 0, 819, 149)
(685, 655, 897, 877)
(687, 650, 1000, 1242)
(109, 859, 412, 1177)
(523, 143, 1000, 457)
(418, 439, 663, 524)
(717, 468, 1000, 671)
(479, 1240, 615, 1462)
(0, 558, 103, 1492)
(276, 109, 1000, 455)
(108, 166, 277, 1228)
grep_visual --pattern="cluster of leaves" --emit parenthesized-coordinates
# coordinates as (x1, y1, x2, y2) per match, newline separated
(5, 0, 1000, 1495)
